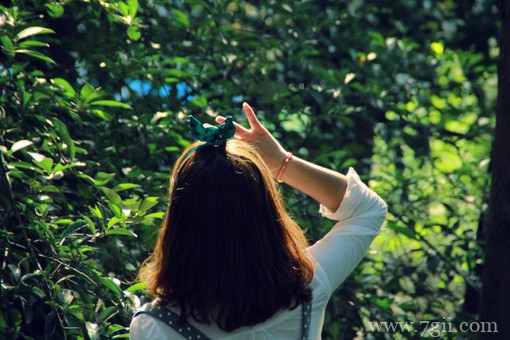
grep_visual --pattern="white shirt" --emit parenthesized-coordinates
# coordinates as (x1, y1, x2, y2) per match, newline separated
(130, 167, 387, 339)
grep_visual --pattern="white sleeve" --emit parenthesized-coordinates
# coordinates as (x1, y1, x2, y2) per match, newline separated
(307, 167, 387, 296)
(130, 313, 173, 340)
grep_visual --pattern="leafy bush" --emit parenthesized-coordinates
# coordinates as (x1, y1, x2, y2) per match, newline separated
(0, 1, 497, 338)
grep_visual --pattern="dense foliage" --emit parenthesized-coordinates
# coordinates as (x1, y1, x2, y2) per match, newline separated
(0, 0, 498, 338)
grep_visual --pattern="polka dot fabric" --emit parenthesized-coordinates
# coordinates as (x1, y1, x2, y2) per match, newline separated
(133, 300, 312, 340)
(133, 302, 208, 339)
(301, 301, 311, 340)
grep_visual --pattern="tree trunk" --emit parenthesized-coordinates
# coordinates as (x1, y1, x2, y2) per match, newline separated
(479, 0, 510, 338)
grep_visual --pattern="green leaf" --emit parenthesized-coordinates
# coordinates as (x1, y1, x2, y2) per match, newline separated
(86, 321, 99, 340)
(0, 35, 14, 56)
(89, 205, 103, 219)
(374, 297, 392, 310)
(15, 27, 55, 41)
(126, 282, 147, 293)
(99, 277, 123, 297)
(15, 49, 56, 64)
(90, 100, 132, 109)
(106, 228, 137, 238)
(127, 26, 141, 41)
(21, 271, 43, 283)
(144, 212, 165, 219)
(122, 198, 140, 211)
(52, 78, 76, 98)
(45, 4, 64, 18)
(431, 41, 444, 55)
(388, 224, 416, 239)
(138, 197, 159, 214)
(90, 109, 114, 121)
(113, 183, 141, 191)
(192, 95, 207, 109)
(40, 185, 60, 193)
(58, 221, 85, 245)
(28, 152, 53, 172)
(94, 171, 115, 187)
(172, 9, 190, 27)
(94, 172, 116, 186)
(127, 0, 138, 18)
(10, 140, 33, 153)
(18, 40, 49, 48)
(83, 215, 96, 234)
(80, 83, 96, 98)
(97, 306, 118, 323)
(8, 161, 43, 174)
(28, 152, 46, 163)
(52, 118, 75, 160)
(32, 286, 46, 298)
(164, 68, 190, 79)
(107, 216, 123, 229)
(118, 2, 129, 16)
(108, 324, 127, 336)
(100, 187, 122, 206)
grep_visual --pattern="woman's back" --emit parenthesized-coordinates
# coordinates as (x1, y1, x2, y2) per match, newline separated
(130, 103, 387, 339)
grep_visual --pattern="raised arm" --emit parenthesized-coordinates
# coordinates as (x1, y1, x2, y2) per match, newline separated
(220, 102, 387, 294)
(216, 102, 348, 212)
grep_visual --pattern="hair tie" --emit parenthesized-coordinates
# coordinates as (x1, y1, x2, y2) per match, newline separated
(189, 115, 236, 146)
(182, 115, 236, 161)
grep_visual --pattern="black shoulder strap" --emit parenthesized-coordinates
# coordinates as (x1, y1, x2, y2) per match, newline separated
(134, 300, 312, 340)
(133, 301, 210, 340)
(301, 301, 312, 340)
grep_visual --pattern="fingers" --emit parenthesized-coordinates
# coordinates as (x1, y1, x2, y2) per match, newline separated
(242, 102, 262, 131)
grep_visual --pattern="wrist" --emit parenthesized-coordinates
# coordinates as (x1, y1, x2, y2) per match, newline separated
(275, 151, 292, 182)
(264, 148, 287, 176)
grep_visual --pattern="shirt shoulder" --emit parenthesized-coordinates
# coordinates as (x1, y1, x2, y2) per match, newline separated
(130, 306, 176, 340)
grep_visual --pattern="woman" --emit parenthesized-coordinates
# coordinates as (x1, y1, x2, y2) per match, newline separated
(130, 102, 387, 339)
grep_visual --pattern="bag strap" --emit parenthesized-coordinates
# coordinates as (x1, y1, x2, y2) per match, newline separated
(133, 301, 210, 340)
(134, 300, 312, 340)
(301, 301, 312, 340)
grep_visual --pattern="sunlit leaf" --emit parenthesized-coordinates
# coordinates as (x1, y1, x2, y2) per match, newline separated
(52, 78, 76, 98)
(106, 228, 137, 238)
(94, 172, 116, 186)
(172, 9, 189, 26)
(10, 140, 33, 153)
(138, 197, 159, 214)
(90, 100, 132, 109)
(113, 183, 141, 191)
(15, 49, 56, 64)
(15, 27, 55, 41)
(126, 282, 147, 293)
(127, 26, 141, 41)
(99, 277, 123, 297)
(127, 0, 138, 18)
(18, 40, 49, 48)
(45, 4, 64, 18)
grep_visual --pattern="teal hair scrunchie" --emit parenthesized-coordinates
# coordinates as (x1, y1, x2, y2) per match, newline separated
(189, 115, 236, 146)
(182, 115, 236, 161)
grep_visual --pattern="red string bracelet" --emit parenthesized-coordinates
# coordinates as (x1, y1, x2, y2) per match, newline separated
(275, 152, 292, 183)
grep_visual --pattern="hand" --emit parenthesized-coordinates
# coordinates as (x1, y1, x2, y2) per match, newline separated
(215, 102, 287, 175)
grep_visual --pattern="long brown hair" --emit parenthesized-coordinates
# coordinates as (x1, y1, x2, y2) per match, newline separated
(138, 140, 314, 331)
